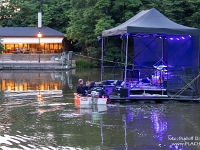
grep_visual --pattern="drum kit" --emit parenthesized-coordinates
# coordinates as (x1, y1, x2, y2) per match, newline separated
(151, 65, 167, 85)
(126, 64, 168, 87)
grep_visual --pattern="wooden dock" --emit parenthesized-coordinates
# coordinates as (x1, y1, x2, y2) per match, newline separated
(0, 61, 74, 70)
(0, 52, 75, 70)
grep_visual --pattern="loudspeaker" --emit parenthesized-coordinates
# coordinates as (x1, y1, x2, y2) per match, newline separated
(120, 88, 129, 98)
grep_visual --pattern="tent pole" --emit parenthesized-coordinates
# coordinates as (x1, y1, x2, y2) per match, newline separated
(162, 37, 164, 65)
(123, 115, 128, 150)
(124, 34, 129, 85)
(101, 37, 104, 82)
(161, 37, 164, 84)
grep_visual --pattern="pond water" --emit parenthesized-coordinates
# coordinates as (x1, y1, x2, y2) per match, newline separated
(0, 69, 200, 150)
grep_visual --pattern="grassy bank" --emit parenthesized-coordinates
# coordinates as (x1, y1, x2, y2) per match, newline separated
(75, 58, 99, 68)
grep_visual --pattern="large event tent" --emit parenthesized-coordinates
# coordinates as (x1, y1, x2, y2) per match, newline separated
(101, 8, 200, 98)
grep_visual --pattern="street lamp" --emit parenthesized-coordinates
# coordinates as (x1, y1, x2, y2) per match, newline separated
(37, 31, 42, 63)
(37, 73, 43, 101)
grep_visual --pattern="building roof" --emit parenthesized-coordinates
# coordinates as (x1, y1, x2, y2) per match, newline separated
(0, 27, 64, 37)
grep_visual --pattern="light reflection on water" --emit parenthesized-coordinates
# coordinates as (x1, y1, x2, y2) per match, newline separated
(0, 70, 200, 149)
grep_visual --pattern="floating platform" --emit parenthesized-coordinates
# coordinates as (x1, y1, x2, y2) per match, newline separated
(109, 95, 200, 102)
(102, 80, 200, 103)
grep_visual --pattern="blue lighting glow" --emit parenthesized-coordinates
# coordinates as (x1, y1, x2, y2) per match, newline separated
(168, 35, 191, 41)
(151, 109, 168, 142)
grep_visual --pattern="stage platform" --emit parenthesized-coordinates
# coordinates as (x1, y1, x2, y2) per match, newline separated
(104, 84, 200, 103)
(91, 78, 200, 103)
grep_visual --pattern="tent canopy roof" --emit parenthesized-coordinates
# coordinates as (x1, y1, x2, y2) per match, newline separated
(102, 8, 200, 37)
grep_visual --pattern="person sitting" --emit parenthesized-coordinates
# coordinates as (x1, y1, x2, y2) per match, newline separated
(76, 79, 84, 95)
(83, 81, 90, 96)
(16, 48, 23, 53)
(158, 76, 164, 86)
(84, 81, 90, 90)
(87, 85, 109, 98)
(89, 81, 96, 90)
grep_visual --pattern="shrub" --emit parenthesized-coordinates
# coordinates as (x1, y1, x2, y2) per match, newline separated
(76, 58, 95, 68)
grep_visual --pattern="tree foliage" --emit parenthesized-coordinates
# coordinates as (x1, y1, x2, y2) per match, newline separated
(0, 0, 200, 63)
(0, 38, 5, 54)
(0, 0, 70, 32)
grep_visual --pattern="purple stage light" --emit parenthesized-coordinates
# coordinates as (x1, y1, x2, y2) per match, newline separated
(151, 109, 168, 142)
(168, 35, 191, 41)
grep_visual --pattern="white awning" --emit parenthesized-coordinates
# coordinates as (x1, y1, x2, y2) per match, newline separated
(2, 38, 63, 44)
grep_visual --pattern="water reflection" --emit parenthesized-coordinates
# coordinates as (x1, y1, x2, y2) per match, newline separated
(102, 103, 200, 149)
(0, 70, 73, 99)
(0, 69, 200, 149)
(151, 107, 168, 142)
(1, 100, 200, 149)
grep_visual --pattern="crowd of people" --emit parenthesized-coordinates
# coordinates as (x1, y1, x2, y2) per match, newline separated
(76, 79, 109, 98)
(16, 48, 24, 53)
